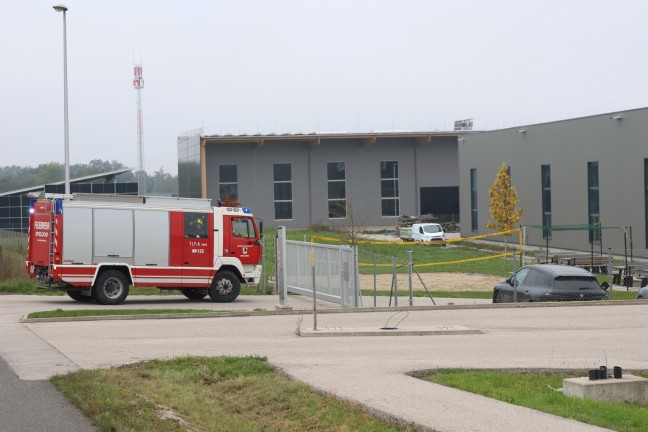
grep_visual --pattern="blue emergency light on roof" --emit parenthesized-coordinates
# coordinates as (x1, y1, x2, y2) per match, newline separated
(29, 199, 36, 212)
(242, 207, 251, 214)
(55, 200, 63, 214)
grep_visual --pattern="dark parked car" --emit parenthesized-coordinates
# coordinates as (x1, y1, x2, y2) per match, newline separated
(493, 264, 608, 303)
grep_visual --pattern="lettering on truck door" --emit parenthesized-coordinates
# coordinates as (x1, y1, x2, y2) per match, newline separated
(224, 215, 260, 265)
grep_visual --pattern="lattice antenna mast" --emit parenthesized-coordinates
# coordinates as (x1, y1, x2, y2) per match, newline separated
(133, 64, 146, 195)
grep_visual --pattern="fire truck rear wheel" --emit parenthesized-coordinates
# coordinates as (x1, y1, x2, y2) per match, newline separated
(182, 289, 208, 300)
(93, 270, 129, 305)
(208, 270, 240, 303)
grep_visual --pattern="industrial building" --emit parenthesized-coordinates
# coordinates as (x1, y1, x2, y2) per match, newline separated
(178, 131, 462, 229)
(459, 107, 648, 251)
(178, 107, 648, 252)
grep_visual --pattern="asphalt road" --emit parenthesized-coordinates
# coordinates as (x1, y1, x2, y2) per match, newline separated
(0, 352, 97, 432)
(2, 293, 647, 431)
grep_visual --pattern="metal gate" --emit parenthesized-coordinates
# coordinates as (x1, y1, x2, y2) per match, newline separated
(276, 227, 361, 308)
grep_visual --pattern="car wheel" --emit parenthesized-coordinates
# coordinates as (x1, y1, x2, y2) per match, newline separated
(493, 290, 503, 303)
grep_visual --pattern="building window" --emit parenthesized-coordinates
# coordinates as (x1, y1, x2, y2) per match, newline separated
(380, 161, 399, 217)
(470, 168, 478, 232)
(273, 163, 293, 220)
(327, 162, 346, 218)
(219, 165, 238, 201)
(587, 161, 600, 244)
(541, 165, 552, 239)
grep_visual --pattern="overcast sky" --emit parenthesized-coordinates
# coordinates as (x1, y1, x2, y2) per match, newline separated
(2, 1, 647, 174)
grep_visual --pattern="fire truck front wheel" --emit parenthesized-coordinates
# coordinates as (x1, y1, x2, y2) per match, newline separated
(93, 270, 129, 305)
(209, 270, 240, 303)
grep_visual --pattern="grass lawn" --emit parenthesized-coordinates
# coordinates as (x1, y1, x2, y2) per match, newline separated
(27, 308, 228, 319)
(415, 369, 648, 432)
(52, 356, 415, 432)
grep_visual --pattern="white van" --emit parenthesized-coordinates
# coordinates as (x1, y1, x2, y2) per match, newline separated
(400, 223, 445, 242)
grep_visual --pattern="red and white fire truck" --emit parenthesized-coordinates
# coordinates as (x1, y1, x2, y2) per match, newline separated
(26, 194, 263, 305)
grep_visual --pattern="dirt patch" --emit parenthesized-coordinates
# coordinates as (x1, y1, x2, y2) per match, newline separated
(359, 272, 501, 292)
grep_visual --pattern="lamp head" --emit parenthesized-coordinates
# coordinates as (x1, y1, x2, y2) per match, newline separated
(53, 4, 68, 12)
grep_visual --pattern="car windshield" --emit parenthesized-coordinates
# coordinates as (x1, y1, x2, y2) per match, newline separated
(423, 225, 441, 233)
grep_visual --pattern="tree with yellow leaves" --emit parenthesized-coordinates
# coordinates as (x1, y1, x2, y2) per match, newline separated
(487, 162, 523, 233)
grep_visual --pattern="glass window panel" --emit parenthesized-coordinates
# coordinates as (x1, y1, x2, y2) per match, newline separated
(327, 162, 345, 180)
(274, 183, 292, 201)
(232, 217, 255, 239)
(588, 190, 599, 214)
(380, 161, 398, 179)
(588, 162, 599, 186)
(273, 164, 292, 182)
(219, 165, 237, 183)
(328, 182, 346, 199)
(219, 184, 238, 200)
(541, 165, 551, 188)
(381, 199, 399, 217)
(274, 202, 293, 220)
(184, 212, 208, 238)
(542, 189, 552, 212)
(381, 180, 398, 198)
(328, 200, 346, 218)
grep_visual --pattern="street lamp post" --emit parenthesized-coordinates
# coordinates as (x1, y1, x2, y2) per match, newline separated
(53, 4, 70, 195)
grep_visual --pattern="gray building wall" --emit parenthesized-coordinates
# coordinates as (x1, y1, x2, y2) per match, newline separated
(459, 107, 648, 251)
(200, 135, 459, 229)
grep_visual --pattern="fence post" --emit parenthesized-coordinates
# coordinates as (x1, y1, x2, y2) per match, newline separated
(311, 247, 317, 330)
(276, 226, 288, 308)
(393, 256, 398, 307)
(512, 250, 518, 303)
(408, 250, 413, 306)
(608, 248, 613, 300)
(373, 252, 377, 308)
(354, 246, 361, 307)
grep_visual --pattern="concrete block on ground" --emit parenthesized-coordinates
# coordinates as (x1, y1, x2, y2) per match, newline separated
(299, 325, 481, 337)
(563, 374, 648, 404)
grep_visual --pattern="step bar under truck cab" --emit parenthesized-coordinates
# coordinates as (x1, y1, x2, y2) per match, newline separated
(26, 194, 263, 305)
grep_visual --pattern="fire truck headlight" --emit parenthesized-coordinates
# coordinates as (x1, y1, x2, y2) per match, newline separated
(29, 208, 35, 214)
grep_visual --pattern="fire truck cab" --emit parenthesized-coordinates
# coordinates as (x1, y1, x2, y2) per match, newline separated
(26, 194, 263, 305)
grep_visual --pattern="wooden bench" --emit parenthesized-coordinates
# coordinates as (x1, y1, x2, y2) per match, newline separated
(557, 255, 609, 273)
(535, 252, 580, 264)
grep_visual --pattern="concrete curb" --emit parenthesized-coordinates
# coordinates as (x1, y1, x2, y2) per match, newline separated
(20, 299, 647, 324)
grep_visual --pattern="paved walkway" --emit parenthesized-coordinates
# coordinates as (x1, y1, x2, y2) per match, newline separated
(3, 293, 647, 431)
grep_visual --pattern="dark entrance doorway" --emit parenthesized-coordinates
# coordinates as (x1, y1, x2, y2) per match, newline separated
(419, 187, 459, 222)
